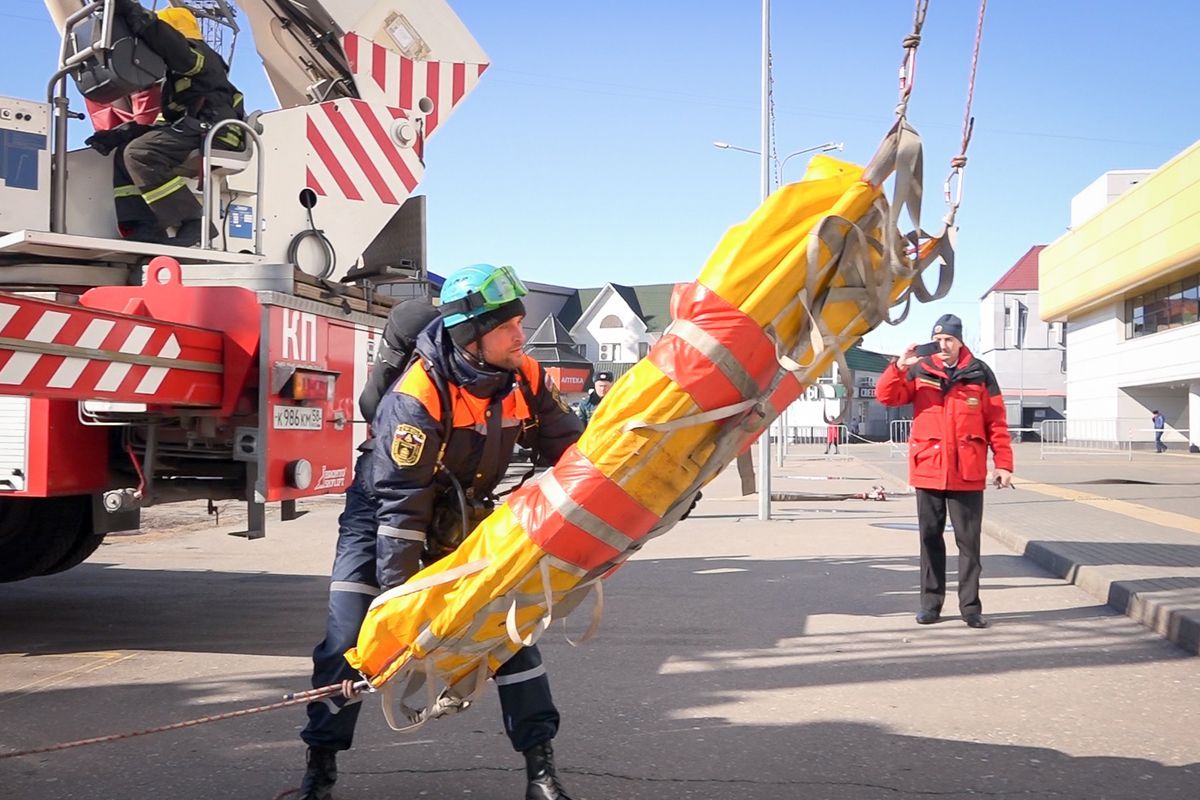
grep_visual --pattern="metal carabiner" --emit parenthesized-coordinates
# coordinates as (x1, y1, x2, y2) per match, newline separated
(943, 164, 965, 212)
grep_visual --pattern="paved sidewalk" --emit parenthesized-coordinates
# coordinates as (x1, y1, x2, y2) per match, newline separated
(848, 441, 1200, 655)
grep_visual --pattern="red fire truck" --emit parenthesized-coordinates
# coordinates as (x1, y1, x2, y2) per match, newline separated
(0, 0, 488, 580)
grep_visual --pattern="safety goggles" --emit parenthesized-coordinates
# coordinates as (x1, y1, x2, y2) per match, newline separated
(442, 265, 528, 317)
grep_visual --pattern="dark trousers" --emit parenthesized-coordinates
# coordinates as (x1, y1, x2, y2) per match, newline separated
(915, 488, 984, 616)
(302, 454, 560, 753)
(113, 123, 204, 232)
(1155, 430, 1166, 452)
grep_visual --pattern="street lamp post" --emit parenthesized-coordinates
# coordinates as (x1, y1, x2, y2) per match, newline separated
(713, 141, 845, 187)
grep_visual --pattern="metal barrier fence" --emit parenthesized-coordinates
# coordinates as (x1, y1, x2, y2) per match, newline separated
(1039, 419, 1130, 459)
(1128, 427, 1191, 454)
(889, 419, 912, 458)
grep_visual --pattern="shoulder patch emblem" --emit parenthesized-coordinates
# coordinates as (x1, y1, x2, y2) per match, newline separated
(390, 423, 427, 467)
(918, 377, 941, 389)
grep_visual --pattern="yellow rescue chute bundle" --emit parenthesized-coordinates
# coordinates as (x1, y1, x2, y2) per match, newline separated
(346, 0, 987, 728)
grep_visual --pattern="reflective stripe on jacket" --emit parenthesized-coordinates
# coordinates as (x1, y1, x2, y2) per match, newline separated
(875, 346, 1013, 491)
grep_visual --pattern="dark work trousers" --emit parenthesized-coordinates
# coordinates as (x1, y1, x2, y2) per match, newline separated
(915, 488, 984, 617)
(113, 123, 204, 232)
(302, 453, 560, 753)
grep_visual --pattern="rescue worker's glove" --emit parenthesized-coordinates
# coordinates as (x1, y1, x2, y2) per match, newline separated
(111, 0, 154, 34)
(679, 491, 702, 520)
(84, 121, 153, 156)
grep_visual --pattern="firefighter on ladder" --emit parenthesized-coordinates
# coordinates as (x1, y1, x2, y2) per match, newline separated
(85, 1, 244, 247)
(299, 265, 583, 800)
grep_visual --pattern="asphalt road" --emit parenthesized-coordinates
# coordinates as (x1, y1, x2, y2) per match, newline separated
(2, 459, 1198, 799)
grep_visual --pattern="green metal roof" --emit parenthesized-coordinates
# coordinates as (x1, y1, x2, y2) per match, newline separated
(844, 346, 894, 373)
(562, 283, 676, 333)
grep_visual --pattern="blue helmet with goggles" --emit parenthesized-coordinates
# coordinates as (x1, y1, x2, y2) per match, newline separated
(439, 264, 528, 347)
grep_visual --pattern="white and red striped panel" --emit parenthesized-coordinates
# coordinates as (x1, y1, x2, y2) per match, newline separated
(342, 32, 488, 139)
(0, 295, 223, 407)
(305, 99, 426, 206)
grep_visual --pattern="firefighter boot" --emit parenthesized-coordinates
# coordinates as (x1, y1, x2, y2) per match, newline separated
(298, 746, 338, 800)
(523, 741, 574, 800)
(172, 218, 219, 248)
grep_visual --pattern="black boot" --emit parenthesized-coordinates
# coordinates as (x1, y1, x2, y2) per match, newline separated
(299, 746, 338, 800)
(120, 221, 171, 245)
(171, 218, 218, 248)
(523, 741, 574, 800)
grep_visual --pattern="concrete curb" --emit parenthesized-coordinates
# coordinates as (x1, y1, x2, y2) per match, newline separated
(982, 517, 1200, 656)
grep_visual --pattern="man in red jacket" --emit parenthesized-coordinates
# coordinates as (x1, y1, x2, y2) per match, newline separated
(876, 314, 1014, 629)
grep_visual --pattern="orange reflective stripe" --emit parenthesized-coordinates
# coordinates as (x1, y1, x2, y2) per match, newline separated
(396, 361, 443, 421)
(648, 281, 780, 412)
(506, 445, 660, 571)
(397, 358, 539, 428)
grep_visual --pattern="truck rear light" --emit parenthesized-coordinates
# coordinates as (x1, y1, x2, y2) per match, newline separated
(285, 459, 313, 490)
(279, 370, 335, 402)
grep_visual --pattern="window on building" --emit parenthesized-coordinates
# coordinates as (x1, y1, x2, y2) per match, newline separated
(599, 343, 613, 361)
(600, 314, 623, 329)
(576, 344, 587, 358)
(637, 342, 649, 358)
(1124, 271, 1200, 339)
(1004, 306, 1012, 331)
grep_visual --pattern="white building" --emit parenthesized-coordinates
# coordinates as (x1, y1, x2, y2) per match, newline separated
(978, 245, 1067, 429)
(1040, 147, 1200, 451)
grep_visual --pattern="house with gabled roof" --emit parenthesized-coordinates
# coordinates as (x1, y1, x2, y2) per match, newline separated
(557, 283, 675, 379)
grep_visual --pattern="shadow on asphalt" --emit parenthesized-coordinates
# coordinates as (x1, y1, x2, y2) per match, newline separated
(3, 553, 1198, 798)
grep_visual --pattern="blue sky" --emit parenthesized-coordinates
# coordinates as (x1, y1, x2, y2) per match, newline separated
(3, 1, 1198, 355)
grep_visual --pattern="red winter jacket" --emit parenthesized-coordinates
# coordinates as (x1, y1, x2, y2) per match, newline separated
(876, 347, 1013, 492)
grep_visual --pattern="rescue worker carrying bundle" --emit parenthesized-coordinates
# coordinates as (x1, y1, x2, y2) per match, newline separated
(298, 264, 583, 800)
(85, 0, 244, 247)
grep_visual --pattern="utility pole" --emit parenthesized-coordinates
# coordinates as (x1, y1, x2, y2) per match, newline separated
(757, 0, 772, 521)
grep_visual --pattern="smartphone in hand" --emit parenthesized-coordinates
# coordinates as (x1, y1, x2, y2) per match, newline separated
(914, 341, 940, 357)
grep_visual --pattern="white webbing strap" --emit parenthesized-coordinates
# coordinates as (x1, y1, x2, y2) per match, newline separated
(560, 580, 605, 647)
(622, 397, 760, 434)
(368, 558, 491, 612)
(505, 559, 555, 647)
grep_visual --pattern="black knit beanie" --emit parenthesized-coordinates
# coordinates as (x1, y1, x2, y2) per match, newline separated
(446, 298, 526, 348)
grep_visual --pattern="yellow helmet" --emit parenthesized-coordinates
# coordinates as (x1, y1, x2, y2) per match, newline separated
(156, 6, 202, 40)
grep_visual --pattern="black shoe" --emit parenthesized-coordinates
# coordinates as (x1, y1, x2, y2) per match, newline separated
(170, 218, 218, 248)
(915, 609, 941, 625)
(963, 613, 989, 629)
(121, 221, 172, 245)
(524, 741, 574, 800)
(298, 746, 337, 800)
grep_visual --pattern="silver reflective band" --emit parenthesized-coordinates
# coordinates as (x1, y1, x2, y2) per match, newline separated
(538, 471, 634, 553)
(379, 525, 426, 542)
(331, 580, 380, 597)
(493, 663, 546, 686)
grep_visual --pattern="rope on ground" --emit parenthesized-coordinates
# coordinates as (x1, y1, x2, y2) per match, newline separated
(0, 680, 365, 761)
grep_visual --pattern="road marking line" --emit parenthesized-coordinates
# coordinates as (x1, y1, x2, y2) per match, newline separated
(1, 652, 137, 705)
(1013, 479, 1200, 535)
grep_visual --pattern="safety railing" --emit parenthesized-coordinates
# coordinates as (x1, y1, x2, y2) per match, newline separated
(1039, 419, 1131, 460)
(200, 118, 265, 253)
(1128, 427, 1192, 455)
(889, 419, 912, 458)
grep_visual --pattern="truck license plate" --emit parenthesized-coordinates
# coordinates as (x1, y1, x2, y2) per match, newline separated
(273, 405, 323, 430)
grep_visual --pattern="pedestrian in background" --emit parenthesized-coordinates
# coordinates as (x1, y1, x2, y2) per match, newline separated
(1152, 409, 1167, 453)
(876, 313, 1013, 629)
(577, 370, 613, 426)
(824, 423, 840, 454)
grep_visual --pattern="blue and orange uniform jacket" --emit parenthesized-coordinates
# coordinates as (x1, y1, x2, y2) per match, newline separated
(369, 322, 582, 589)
